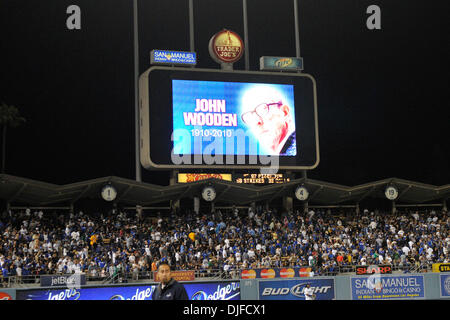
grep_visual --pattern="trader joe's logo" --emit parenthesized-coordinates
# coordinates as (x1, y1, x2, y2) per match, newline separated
(208, 29, 244, 64)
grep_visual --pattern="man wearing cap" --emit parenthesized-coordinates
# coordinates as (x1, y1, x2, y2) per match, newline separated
(152, 262, 188, 300)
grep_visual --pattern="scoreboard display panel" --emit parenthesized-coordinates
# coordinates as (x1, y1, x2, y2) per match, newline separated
(139, 67, 319, 170)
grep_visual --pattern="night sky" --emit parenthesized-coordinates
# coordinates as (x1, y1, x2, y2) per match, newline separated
(0, 0, 449, 187)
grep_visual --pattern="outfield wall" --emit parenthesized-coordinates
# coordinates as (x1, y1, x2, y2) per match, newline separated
(241, 273, 450, 300)
(2, 273, 449, 300)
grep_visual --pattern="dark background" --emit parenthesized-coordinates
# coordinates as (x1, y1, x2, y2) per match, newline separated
(0, 0, 449, 186)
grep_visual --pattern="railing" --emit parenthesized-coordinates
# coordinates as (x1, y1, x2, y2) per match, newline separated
(0, 263, 433, 288)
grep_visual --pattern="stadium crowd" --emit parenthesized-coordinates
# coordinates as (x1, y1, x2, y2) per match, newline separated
(0, 206, 449, 286)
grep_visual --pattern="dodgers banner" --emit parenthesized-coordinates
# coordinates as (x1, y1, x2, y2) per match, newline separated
(351, 275, 425, 300)
(440, 274, 450, 298)
(15, 281, 240, 301)
(258, 278, 335, 300)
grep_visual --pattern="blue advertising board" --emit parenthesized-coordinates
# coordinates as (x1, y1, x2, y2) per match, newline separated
(440, 274, 450, 298)
(258, 278, 335, 300)
(16, 281, 240, 301)
(351, 275, 425, 300)
(151, 49, 196, 66)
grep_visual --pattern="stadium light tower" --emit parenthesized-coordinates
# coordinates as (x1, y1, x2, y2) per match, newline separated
(133, 0, 141, 182)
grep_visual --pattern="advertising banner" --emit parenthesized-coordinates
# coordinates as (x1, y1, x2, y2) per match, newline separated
(177, 173, 232, 183)
(258, 278, 335, 300)
(355, 265, 392, 275)
(440, 274, 450, 298)
(259, 56, 303, 72)
(154, 270, 195, 282)
(40, 274, 86, 287)
(351, 275, 425, 300)
(432, 263, 450, 273)
(0, 289, 16, 300)
(151, 50, 196, 66)
(241, 267, 311, 279)
(16, 281, 240, 301)
(234, 173, 292, 184)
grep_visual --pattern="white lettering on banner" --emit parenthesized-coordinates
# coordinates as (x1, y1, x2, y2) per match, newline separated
(48, 288, 80, 300)
(261, 285, 332, 297)
(207, 283, 239, 300)
(129, 288, 152, 300)
(355, 277, 420, 289)
(154, 51, 195, 62)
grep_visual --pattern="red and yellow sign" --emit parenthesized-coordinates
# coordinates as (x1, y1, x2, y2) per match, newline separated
(154, 270, 195, 282)
(0, 292, 12, 300)
(432, 263, 450, 273)
(241, 269, 257, 279)
(260, 269, 276, 279)
(208, 29, 244, 64)
(280, 268, 295, 278)
(178, 173, 232, 183)
(298, 267, 312, 277)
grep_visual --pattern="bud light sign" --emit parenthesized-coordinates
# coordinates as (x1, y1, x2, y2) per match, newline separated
(259, 278, 335, 300)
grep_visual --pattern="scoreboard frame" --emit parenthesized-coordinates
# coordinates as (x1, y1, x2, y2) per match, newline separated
(139, 66, 319, 170)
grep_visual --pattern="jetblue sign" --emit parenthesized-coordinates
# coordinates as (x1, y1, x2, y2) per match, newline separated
(40, 274, 86, 287)
(259, 56, 303, 72)
(258, 278, 335, 300)
(151, 49, 196, 66)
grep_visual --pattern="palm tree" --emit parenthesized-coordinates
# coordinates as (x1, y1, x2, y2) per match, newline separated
(0, 102, 26, 173)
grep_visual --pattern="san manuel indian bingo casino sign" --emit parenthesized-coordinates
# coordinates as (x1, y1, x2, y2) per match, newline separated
(208, 29, 244, 65)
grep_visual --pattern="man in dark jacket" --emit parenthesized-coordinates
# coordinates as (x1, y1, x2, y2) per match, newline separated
(152, 262, 189, 300)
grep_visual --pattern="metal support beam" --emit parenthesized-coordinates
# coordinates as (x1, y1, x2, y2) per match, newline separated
(308, 205, 357, 209)
(356, 186, 377, 203)
(9, 206, 72, 210)
(215, 185, 232, 202)
(243, 0, 250, 70)
(123, 206, 171, 210)
(116, 185, 134, 202)
(133, 0, 142, 182)
(172, 186, 192, 203)
(397, 185, 412, 201)
(269, 186, 287, 202)
(293, 0, 301, 58)
(189, 0, 195, 52)
(308, 185, 324, 201)
(8, 183, 27, 203)
(70, 185, 92, 204)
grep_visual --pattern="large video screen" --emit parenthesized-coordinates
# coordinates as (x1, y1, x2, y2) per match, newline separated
(172, 80, 296, 156)
(139, 67, 319, 170)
